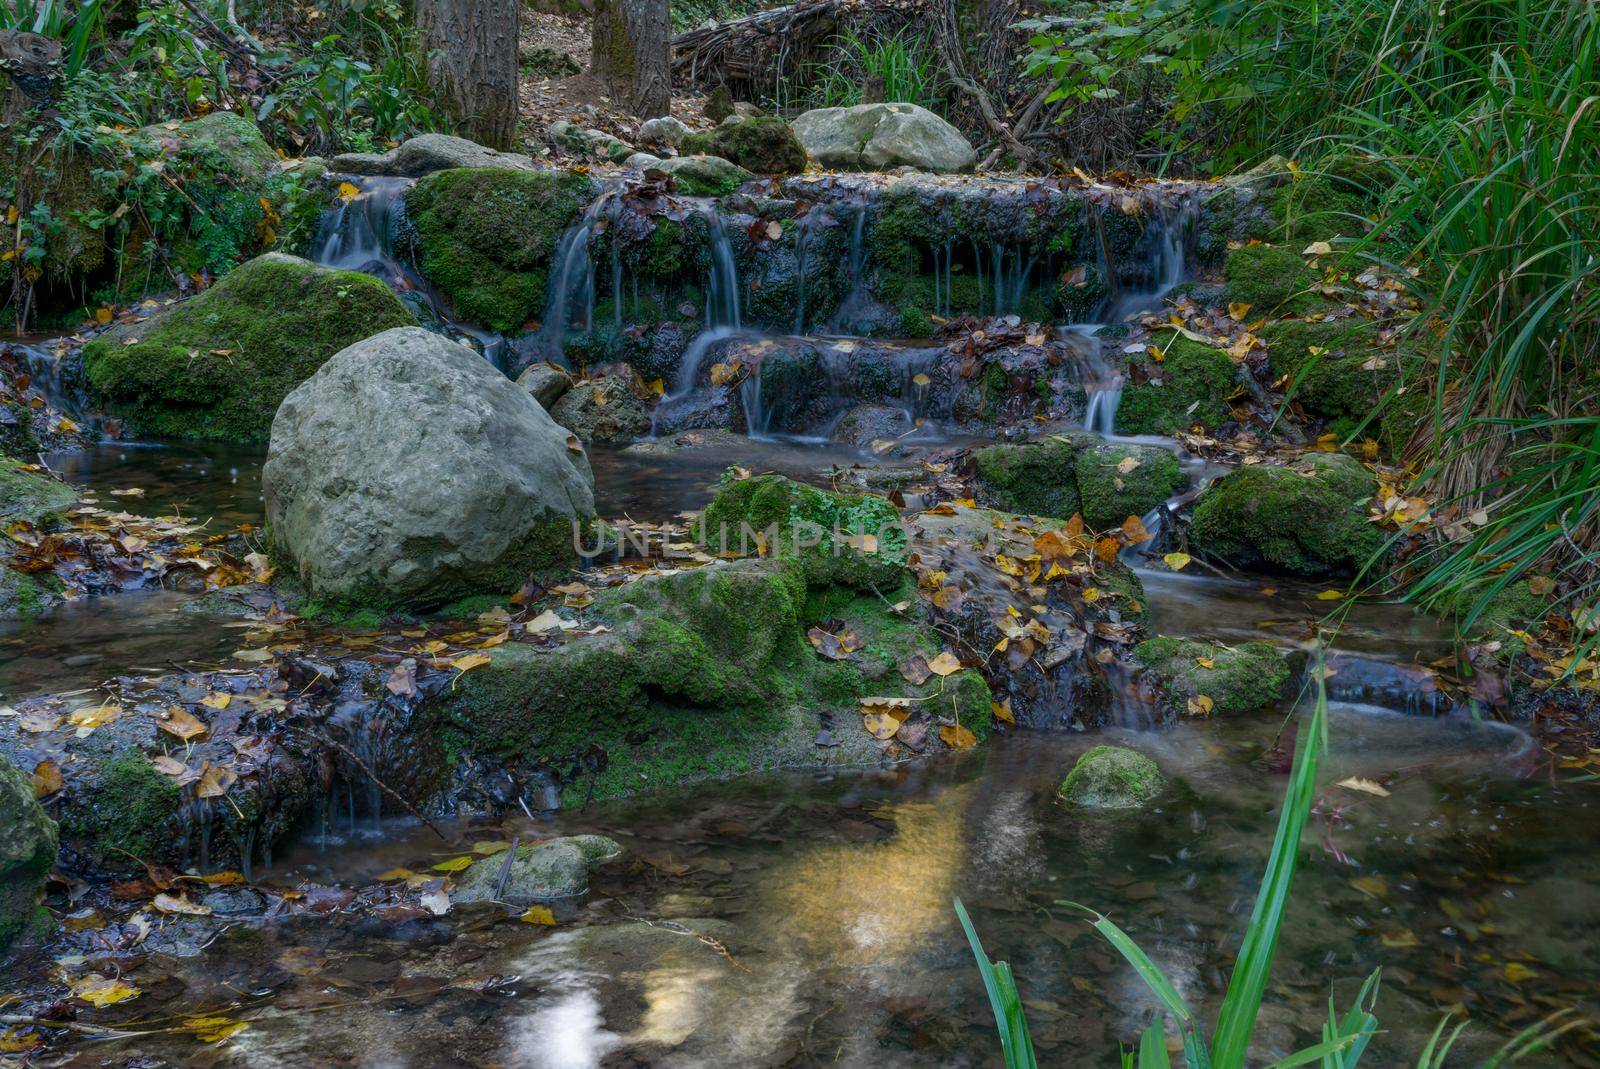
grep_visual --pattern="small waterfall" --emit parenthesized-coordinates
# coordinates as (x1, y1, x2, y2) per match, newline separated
(1064, 326, 1122, 436)
(311, 176, 412, 271)
(703, 208, 742, 330)
(537, 196, 611, 360)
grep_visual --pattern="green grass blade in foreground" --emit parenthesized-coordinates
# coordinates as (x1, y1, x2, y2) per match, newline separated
(954, 897, 1038, 1069)
(1210, 672, 1329, 1069)
(1138, 1021, 1173, 1069)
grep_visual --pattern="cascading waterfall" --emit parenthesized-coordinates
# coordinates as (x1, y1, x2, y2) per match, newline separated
(537, 195, 612, 361)
(312, 176, 412, 270)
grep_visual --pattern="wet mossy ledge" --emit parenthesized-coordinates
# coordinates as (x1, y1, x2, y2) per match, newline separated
(1132, 637, 1297, 716)
(972, 434, 1186, 529)
(82, 254, 415, 442)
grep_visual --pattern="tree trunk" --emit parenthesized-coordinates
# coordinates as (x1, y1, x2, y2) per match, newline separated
(592, 0, 670, 119)
(414, 0, 520, 150)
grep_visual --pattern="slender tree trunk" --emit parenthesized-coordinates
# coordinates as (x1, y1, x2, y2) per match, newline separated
(414, 0, 520, 150)
(592, 0, 670, 119)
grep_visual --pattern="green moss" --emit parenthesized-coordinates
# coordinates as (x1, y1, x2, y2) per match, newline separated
(1075, 444, 1186, 530)
(0, 457, 77, 523)
(60, 749, 181, 862)
(698, 472, 907, 590)
(434, 593, 511, 620)
(404, 167, 592, 331)
(1096, 560, 1149, 625)
(973, 437, 1082, 519)
(680, 117, 807, 174)
(1133, 636, 1292, 715)
(82, 254, 415, 442)
(1, 758, 58, 952)
(1437, 579, 1547, 658)
(1059, 745, 1165, 809)
(1116, 336, 1236, 436)
(1189, 453, 1382, 576)
(1270, 170, 1372, 245)
(1225, 243, 1317, 315)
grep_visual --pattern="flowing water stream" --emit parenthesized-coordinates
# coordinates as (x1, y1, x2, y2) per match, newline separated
(8, 176, 1596, 1066)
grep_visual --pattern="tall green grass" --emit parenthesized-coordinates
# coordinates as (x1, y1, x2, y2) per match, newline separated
(957, 664, 1581, 1065)
(805, 28, 947, 112)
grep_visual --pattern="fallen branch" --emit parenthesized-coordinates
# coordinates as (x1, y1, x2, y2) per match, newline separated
(288, 726, 451, 843)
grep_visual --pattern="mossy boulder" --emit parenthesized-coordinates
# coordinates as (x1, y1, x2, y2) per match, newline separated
(0, 458, 76, 523)
(1076, 443, 1186, 530)
(1224, 243, 1317, 316)
(1259, 317, 1429, 453)
(1132, 636, 1294, 715)
(698, 472, 907, 590)
(455, 835, 621, 902)
(0, 570, 59, 620)
(653, 154, 753, 196)
(681, 116, 807, 175)
(1, 756, 58, 953)
(435, 557, 990, 803)
(1189, 453, 1382, 576)
(1115, 336, 1236, 436)
(403, 166, 593, 331)
(82, 253, 415, 441)
(58, 748, 181, 864)
(972, 437, 1081, 519)
(1058, 746, 1165, 809)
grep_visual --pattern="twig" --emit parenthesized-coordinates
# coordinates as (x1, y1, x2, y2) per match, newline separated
(492, 835, 521, 900)
(288, 727, 450, 842)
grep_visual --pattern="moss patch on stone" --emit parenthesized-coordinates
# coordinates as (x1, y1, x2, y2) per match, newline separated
(82, 254, 415, 441)
(1116, 335, 1236, 436)
(0, 458, 76, 524)
(972, 437, 1185, 529)
(1059, 745, 1165, 809)
(1189, 453, 1382, 576)
(404, 167, 593, 331)
(973, 437, 1081, 519)
(698, 472, 907, 590)
(1, 756, 58, 952)
(1225, 243, 1317, 316)
(1076, 444, 1185, 530)
(1133, 635, 1293, 715)
(59, 749, 181, 863)
(1437, 579, 1547, 659)
(680, 117, 807, 174)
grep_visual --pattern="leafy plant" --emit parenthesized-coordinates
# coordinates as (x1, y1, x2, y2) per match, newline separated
(956, 667, 1581, 1065)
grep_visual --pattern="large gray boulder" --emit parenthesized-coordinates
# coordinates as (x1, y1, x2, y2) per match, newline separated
(264, 327, 595, 611)
(455, 835, 621, 902)
(329, 134, 538, 177)
(792, 103, 976, 173)
(2, 758, 57, 953)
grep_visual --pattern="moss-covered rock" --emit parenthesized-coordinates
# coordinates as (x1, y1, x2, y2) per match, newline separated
(82, 253, 415, 441)
(403, 166, 593, 331)
(1437, 579, 1548, 659)
(1259, 317, 1429, 453)
(1189, 453, 1382, 576)
(0, 458, 76, 523)
(58, 749, 181, 864)
(1224, 243, 1317, 315)
(1116, 335, 1236, 436)
(681, 116, 807, 175)
(973, 437, 1082, 519)
(455, 834, 620, 902)
(1058, 745, 1165, 809)
(698, 472, 907, 590)
(1, 756, 58, 952)
(1076, 443, 1186, 530)
(1132, 636, 1294, 715)
(0, 570, 59, 620)
(434, 556, 989, 803)
(654, 154, 753, 196)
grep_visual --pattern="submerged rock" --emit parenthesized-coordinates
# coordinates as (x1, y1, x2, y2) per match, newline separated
(517, 361, 575, 409)
(264, 327, 595, 611)
(456, 835, 621, 902)
(1188, 453, 1381, 576)
(402, 166, 593, 332)
(330, 133, 538, 177)
(550, 375, 652, 441)
(1, 756, 58, 952)
(1132, 636, 1295, 715)
(829, 403, 913, 446)
(681, 116, 807, 175)
(793, 103, 976, 173)
(1059, 745, 1165, 809)
(82, 253, 415, 442)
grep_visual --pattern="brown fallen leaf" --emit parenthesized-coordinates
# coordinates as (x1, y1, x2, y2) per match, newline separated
(939, 723, 978, 750)
(159, 706, 208, 742)
(153, 892, 213, 916)
(31, 758, 62, 797)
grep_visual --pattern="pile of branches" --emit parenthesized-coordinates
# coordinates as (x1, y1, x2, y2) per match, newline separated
(671, 0, 921, 106)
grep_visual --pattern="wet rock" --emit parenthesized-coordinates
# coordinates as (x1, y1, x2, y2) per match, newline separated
(625, 151, 664, 169)
(0, 460, 75, 523)
(681, 116, 807, 175)
(549, 121, 633, 163)
(1188, 453, 1381, 576)
(455, 834, 622, 902)
(1058, 745, 1164, 809)
(829, 404, 913, 447)
(201, 887, 267, 915)
(1, 755, 57, 952)
(1115, 335, 1236, 437)
(549, 374, 652, 442)
(793, 103, 976, 173)
(264, 327, 595, 611)
(401, 167, 593, 333)
(1075, 442, 1186, 530)
(516, 361, 575, 409)
(1132, 636, 1295, 715)
(654, 154, 753, 197)
(82, 253, 416, 442)
(637, 115, 690, 148)
(330, 133, 538, 176)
